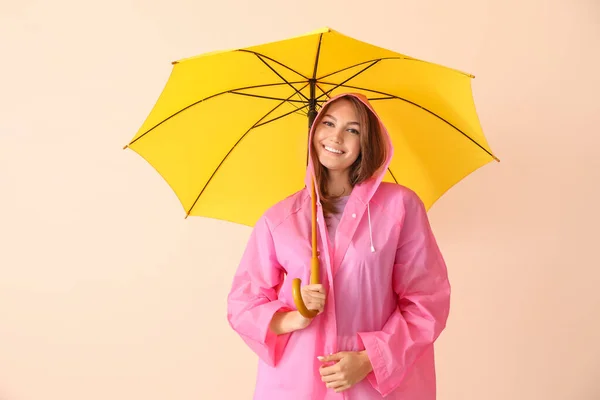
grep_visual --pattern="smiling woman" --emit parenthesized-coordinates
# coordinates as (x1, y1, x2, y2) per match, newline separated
(227, 92, 451, 399)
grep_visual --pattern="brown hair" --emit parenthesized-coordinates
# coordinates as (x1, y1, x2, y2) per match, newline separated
(310, 96, 388, 217)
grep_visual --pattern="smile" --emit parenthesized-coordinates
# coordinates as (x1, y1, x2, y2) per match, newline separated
(324, 145, 344, 155)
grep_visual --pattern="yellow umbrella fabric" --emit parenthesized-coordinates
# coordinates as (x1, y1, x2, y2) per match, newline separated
(124, 27, 498, 227)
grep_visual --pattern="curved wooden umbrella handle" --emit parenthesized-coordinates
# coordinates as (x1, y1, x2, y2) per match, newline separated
(292, 179, 321, 319)
(292, 256, 320, 318)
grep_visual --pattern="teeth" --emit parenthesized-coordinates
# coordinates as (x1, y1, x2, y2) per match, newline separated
(325, 146, 343, 154)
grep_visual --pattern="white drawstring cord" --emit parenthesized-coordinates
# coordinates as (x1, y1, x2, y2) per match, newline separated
(367, 203, 375, 252)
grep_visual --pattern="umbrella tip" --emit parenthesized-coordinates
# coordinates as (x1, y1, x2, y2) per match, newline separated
(123, 144, 128, 150)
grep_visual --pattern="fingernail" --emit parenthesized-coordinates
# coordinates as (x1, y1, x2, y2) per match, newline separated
(317, 356, 324, 361)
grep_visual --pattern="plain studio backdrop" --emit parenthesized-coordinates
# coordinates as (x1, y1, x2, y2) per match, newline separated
(1, 0, 599, 399)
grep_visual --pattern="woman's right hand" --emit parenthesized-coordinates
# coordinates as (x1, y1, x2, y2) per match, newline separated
(295, 284, 326, 329)
(269, 284, 327, 335)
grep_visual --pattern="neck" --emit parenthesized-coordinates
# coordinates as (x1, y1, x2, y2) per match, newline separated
(326, 169, 352, 197)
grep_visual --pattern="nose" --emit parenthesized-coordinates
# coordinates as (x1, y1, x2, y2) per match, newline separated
(330, 128, 343, 143)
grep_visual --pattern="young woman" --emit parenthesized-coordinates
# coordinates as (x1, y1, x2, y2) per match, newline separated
(227, 92, 451, 400)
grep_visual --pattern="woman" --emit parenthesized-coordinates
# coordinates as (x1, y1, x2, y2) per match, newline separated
(227, 92, 451, 399)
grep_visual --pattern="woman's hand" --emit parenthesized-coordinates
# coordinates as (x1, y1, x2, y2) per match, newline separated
(295, 284, 326, 329)
(269, 284, 326, 334)
(318, 351, 373, 393)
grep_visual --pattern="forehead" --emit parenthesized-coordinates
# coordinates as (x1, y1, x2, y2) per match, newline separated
(323, 99, 358, 119)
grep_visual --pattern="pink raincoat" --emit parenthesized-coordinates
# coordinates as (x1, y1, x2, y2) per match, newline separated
(227, 93, 451, 399)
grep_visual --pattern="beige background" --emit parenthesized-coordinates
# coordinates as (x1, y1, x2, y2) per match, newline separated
(1, 0, 599, 399)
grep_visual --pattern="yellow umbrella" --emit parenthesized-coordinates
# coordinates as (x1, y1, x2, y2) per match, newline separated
(123, 27, 498, 318)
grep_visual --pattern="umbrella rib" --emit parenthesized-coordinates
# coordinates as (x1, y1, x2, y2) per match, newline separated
(315, 83, 331, 101)
(322, 82, 499, 161)
(317, 57, 404, 80)
(237, 49, 309, 80)
(316, 60, 381, 101)
(387, 168, 399, 184)
(254, 102, 309, 128)
(253, 53, 309, 107)
(230, 91, 308, 103)
(186, 85, 310, 217)
(251, 53, 310, 102)
(305, 33, 324, 165)
(126, 81, 306, 147)
(312, 34, 323, 79)
(318, 57, 474, 80)
(296, 107, 309, 117)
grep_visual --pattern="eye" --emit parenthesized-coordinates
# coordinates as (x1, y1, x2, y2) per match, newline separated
(322, 120, 334, 127)
(347, 128, 360, 135)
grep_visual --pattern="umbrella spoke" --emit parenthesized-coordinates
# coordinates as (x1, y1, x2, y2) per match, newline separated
(315, 83, 331, 101)
(387, 168, 399, 184)
(186, 85, 310, 216)
(309, 34, 330, 106)
(321, 82, 499, 161)
(312, 33, 323, 80)
(249, 52, 310, 103)
(230, 91, 308, 103)
(128, 81, 308, 146)
(237, 49, 309, 81)
(316, 60, 381, 101)
(254, 102, 309, 128)
(317, 57, 404, 80)
(318, 57, 473, 81)
(365, 96, 395, 100)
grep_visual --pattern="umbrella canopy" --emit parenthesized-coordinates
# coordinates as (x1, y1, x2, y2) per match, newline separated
(124, 27, 498, 228)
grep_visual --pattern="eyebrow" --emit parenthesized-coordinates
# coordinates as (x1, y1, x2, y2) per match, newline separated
(324, 114, 360, 126)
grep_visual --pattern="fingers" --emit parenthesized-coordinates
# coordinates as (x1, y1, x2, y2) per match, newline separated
(303, 284, 325, 294)
(324, 376, 347, 389)
(304, 293, 324, 307)
(317, 352, 354, 393)
(328, 381, 348, 390)
(322, 371, 351, 392)
(334, 384, 351, 393)
(320, 371, 341, 383)
(318, 352, 345, 363)
(320, 370, 349, 391)
(318, 354, 345, 377)
(302, 292, 325, 303)
(319, 365, 337, 377)
(302, 292, 325, 302)
(305, 301, 324, 313)
(306, 291, 326, 300)
(301, 285, 326, 312)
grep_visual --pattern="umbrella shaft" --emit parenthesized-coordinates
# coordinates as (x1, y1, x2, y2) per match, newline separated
(308, 79, 317, 129)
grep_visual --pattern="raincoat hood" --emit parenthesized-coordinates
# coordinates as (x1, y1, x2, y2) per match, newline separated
(304, 92, 395, 207)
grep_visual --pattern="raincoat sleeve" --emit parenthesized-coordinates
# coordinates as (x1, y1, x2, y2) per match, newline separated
(357, 192, 451, 397)
(226, 215, 293, 367)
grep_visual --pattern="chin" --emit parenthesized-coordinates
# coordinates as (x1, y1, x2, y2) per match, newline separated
(319, 160, 351, 172)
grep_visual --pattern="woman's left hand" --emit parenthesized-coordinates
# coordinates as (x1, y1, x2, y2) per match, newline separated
(318, 351, 373, 393)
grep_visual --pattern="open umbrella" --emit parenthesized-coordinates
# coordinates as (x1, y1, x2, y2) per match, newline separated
(123, 27, 498, 318)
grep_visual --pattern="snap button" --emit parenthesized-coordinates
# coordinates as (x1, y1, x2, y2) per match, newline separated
(352, 213, 356, 218)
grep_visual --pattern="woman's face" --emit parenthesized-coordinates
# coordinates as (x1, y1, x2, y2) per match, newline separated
(312, 98, 362, 174)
